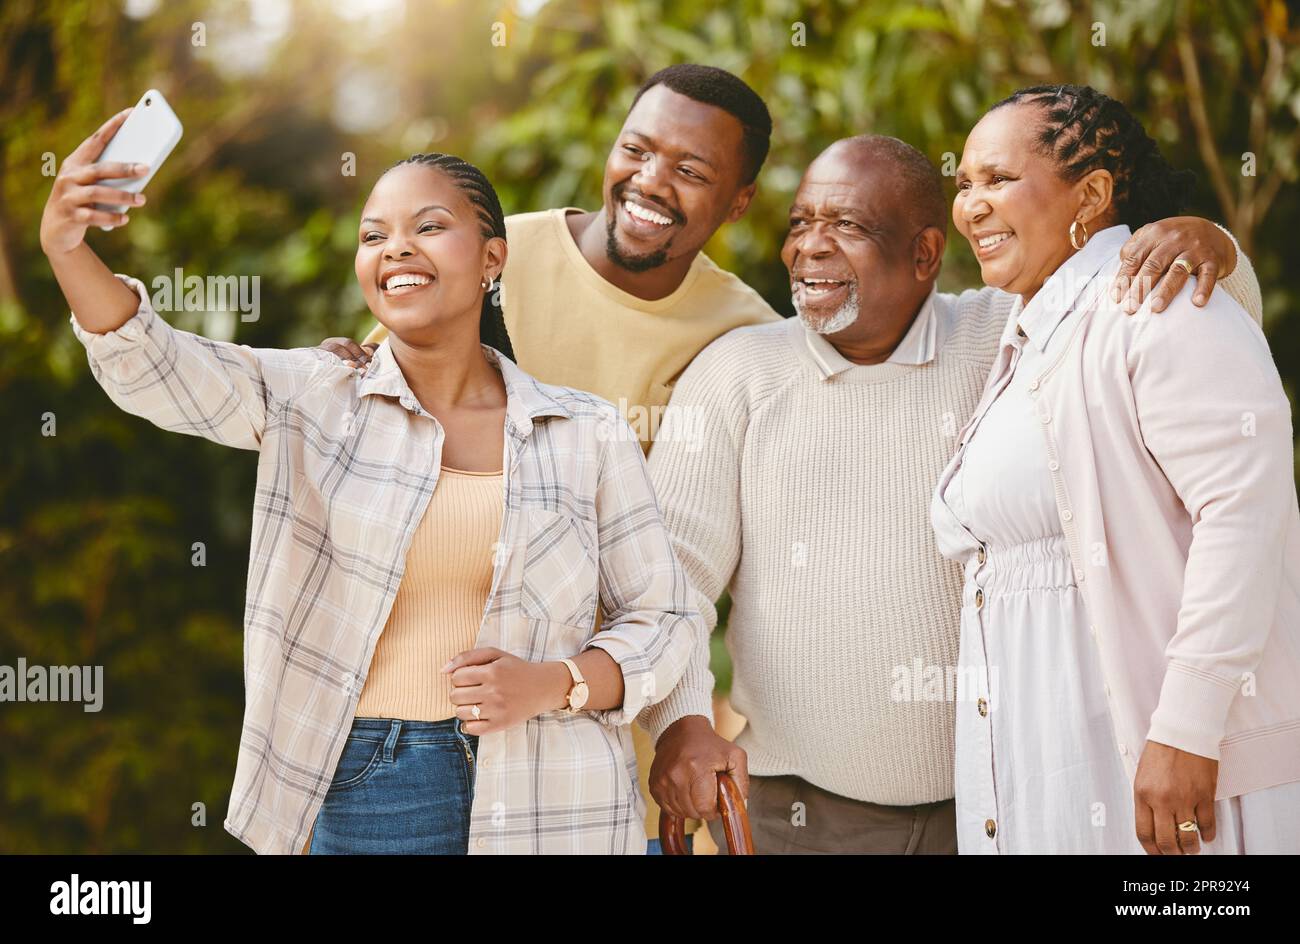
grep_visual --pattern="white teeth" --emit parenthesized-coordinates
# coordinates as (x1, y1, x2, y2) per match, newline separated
(623, 200, 672, 226)
(384, 273, 432, 290)
(799, 278, 847, 294)
(978, 233, 1012, 249)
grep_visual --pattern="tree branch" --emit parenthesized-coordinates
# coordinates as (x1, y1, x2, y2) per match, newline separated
(1174, 21, 1238, 227)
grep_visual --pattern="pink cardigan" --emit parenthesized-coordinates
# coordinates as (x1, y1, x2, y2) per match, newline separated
(957, 224, 1300, 799)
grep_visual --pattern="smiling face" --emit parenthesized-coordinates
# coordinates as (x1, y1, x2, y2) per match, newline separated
(954, 103, 1109, 301)
(354, 163, 505, 343)
(781, 141, 940, 341)
(600, 84, 755, 272)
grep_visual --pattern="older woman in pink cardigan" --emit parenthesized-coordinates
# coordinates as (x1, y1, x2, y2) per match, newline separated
(930, 84, 1300, 854)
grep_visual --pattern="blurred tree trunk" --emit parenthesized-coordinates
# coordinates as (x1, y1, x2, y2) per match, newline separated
(1176, 2, 1296, 259)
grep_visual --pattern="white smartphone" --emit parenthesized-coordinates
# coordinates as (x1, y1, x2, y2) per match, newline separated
(93, 89, 183, 229)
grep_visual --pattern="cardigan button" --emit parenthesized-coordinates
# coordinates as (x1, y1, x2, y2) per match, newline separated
(975, 589, 985, 609)
(1048, 460, 1060, 472)
(985, 818, 998, 838)
(1029, 378, 1040, 391)
(977, 698, 988, 717)
(1061, 510, 1074, 523)
(476, 837, 486, 848)
(977, 543, 987, 565)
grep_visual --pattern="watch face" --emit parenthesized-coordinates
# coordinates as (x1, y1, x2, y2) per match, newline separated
(570, 681, 590, 709)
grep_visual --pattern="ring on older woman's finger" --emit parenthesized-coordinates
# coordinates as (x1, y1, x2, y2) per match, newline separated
(1172, 258, 1194, 276)
(471, 704, 481, 720)
(1177, 819, 1199, 832)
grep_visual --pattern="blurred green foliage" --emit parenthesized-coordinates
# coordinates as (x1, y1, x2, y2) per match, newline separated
(1, 0, 1295, 852)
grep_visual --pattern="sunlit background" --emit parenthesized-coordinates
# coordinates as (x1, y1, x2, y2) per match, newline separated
(1, 0, 1295, 852)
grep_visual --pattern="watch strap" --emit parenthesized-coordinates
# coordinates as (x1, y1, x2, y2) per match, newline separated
(559, 657, 586, 712)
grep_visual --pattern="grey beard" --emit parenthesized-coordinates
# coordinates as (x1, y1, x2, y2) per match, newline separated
(793, 280, 860, 335)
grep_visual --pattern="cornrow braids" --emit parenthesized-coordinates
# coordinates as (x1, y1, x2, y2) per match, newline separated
(990, 84, 1195, 230)
(389, 152, 515, 361)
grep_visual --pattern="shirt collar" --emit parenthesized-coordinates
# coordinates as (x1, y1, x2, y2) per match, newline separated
(359, 337, 572, 436)
(1014, 223, 1131, 352)
(799, 285, 943, 380)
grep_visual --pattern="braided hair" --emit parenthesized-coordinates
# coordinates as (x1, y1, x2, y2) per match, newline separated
(388, 153, 515, 361)
(990, 84, 1195, 230)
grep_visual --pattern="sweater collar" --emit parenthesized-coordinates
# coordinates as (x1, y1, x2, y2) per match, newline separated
(798, 285, 943, 380)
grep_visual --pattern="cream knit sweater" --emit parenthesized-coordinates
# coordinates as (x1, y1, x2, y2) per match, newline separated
(642, 289, 1003, 804)
(641, 246, 1261, 805)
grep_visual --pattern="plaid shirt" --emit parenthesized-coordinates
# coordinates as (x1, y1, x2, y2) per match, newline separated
(70, 274, 699, 854)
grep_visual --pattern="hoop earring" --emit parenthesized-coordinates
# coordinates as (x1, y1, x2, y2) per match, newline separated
(1069, 219, 1089, 250)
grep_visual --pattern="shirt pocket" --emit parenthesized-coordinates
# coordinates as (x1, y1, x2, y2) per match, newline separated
(519, 506, 599, 632)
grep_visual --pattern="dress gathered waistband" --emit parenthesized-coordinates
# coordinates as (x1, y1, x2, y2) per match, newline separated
(972, 534, 1076, 594)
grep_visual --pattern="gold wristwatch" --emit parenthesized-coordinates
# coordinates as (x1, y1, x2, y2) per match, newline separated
(559, 657, 589, 713)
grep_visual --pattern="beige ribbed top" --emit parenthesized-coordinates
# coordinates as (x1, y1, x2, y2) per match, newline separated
(354, 465, 504, 723)
(303, 466, 503, 851)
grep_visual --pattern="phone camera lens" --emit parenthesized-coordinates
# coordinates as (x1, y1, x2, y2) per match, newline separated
(145, 97, 152, 106)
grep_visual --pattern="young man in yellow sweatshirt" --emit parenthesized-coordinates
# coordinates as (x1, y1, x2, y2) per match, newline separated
(322, 64, 780, 852)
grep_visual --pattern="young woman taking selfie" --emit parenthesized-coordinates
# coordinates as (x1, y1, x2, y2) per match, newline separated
(42, 107, 698, 855)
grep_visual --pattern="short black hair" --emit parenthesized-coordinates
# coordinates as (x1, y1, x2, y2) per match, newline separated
(629, 64, 772, 186)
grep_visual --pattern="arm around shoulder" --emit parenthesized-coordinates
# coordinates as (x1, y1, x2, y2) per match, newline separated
(1212, 224, 1263, 328)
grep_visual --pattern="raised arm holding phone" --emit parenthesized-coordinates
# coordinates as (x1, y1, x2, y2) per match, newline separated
(40, 108, 152, 331)
(42, 101, 699, 855)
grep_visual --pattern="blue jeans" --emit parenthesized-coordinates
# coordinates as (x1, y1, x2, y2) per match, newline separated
(645, 833, 695, 855)
(308, 716, 478, 854)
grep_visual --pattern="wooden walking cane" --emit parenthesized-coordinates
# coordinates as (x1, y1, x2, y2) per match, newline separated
(658, 772, 754, 854)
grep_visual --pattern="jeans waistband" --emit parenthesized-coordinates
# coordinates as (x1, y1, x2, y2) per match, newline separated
(346, 715, 478, 747)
